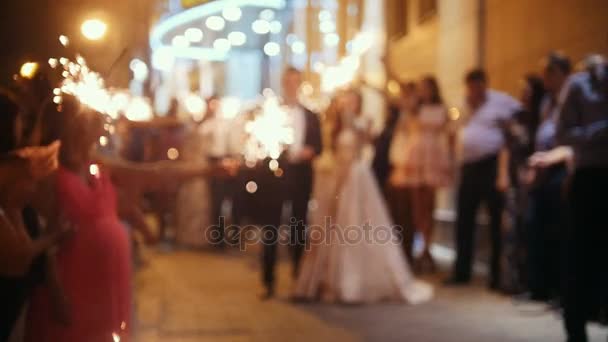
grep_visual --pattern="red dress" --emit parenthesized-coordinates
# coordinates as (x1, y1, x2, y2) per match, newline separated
(27, 166, 131, 342)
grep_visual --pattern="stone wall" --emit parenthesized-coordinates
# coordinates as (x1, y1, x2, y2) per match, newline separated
(389, 0, 608, 102)
(485, 0, 608, 95)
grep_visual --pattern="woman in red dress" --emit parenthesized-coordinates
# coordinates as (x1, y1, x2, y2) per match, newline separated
(26, 98, 132, 342)
(26, 96, 224, 341)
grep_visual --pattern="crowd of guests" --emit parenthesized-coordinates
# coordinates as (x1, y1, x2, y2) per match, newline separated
(0, 50, 606, 342)
(370, 53, 607, 342)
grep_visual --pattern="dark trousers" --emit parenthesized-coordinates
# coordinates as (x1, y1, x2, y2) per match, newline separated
(386, 185, 415, 264)
(209, 156, 237, 245)
(563, 168, 608, 342)
(262, 164, 312, 290)
(453, 155, 504, 285)
(526, 166, 567, 300)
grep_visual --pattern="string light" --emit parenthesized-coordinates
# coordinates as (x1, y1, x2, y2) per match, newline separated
(184, 28, 203, 42)
(222, 7, 242, 21)
(228, 31, 247, 46)
(206, 16, 225, 31)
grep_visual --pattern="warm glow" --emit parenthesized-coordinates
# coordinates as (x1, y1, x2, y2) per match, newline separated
(129, 59, 149, 82)
(152, 47, 175, 71)
(324, 33, 340, 47)
(222, 7, 242, 21)
(449, 107, 461, 121)
(125, 97, 153, 121)
(243, 92, 293, 163)
(387, 80, 401, 96)
(20, 62, 39, 79)
(89, 164, 100, 177)
(213, 38, 231, 52)
(206, 16, 226, 31)
(270, 21, 282, 34)
(59, 35, 70, 47)
(291, 41, 306, 54)
(172, 35, 190, 48)
(228, 31, 247, 46)
(319, 20, 336, 33)
(246, 181, 258, 194)
(184, 27, 203, 42)
(259, 9, 275, 21)
(81, 19, 107, 41)
(167, 148, 180, 160)
(252, 20, 270, 34)
(263, 42, 280, 56)
(269, 159, 279, 171)
(219, 97, 241, 119)
(184, 94, 206, 120)
(318, 10, 332, 21)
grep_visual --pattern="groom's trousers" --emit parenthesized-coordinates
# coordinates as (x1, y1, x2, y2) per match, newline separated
(453, 155, 504, 286)
(262, 163, 313, 290)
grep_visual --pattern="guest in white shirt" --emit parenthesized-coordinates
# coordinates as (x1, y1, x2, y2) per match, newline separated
(200, 96, 242, 247)
(447, 69, 521, 290)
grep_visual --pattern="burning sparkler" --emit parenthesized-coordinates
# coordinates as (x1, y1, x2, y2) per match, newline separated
(242, 92, 294, 167)
(50, 36, 153, 122)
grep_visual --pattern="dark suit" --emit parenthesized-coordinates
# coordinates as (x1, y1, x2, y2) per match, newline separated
(372, 105, 400, 190)
(261, 106, 322, 291)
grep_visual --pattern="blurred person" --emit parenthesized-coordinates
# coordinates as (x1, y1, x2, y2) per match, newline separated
(384, 81, 418, 263)
(293, 89, 432, 304)
(173, 98, 215, 249)
(446, 69, 521, 290)
(369, 54, 417, 190)
(26, 97, 134, 342)
(199, 96, 241, 248)
(126, 99, 187, 244)
(26, 95, 224, 342)
(398, 76, 455, 273)
(0, 90, 67, 341)
(501, 74, 545, 293)
(557, 55, 608, 342)
(523, 54, 572, 301)
(260, 67, 322, 300)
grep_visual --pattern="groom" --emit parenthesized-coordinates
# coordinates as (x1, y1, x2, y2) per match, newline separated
(260, 67, 322, 299)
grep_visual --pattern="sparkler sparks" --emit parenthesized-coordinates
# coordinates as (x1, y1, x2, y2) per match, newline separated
(242, 92, 294, 165)
(51, 37, 153, 122)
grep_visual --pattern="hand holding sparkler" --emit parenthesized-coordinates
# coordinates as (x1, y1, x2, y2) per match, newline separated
(13, 140, 61, 181)
(242, 92, 294, 169)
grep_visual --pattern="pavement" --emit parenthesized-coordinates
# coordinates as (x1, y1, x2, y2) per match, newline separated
(134, 246, 607, 342)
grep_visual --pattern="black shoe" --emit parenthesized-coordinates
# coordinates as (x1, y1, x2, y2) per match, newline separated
(443, 277, 470, 287)
(259, 287, 275, 301)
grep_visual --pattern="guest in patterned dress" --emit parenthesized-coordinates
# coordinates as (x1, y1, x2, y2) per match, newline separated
(400, 76, 455, 272)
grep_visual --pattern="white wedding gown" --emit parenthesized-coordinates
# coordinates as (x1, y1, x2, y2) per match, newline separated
(294, 128, 433, 304)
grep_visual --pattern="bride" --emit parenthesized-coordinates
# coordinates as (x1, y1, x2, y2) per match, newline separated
(294, 89, 433, 304)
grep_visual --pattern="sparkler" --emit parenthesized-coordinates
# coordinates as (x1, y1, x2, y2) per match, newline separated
(320, 32, 374, 93)
(50, 36, 153, 122)
(242, 92, 294, 168)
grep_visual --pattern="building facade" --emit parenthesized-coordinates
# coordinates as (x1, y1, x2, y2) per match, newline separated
(387, 0, 608, 105)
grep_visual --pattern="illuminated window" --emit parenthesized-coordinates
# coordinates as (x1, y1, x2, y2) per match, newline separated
(418, 0, 437, 23)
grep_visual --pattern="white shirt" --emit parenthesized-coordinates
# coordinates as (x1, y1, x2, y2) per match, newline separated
(461, 90, 521, 163)
(200, 116, 241, 158)
(287, 105, 307, 162)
